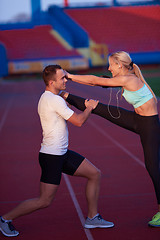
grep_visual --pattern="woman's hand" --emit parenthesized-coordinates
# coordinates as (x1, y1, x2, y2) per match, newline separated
(64, 70, 72, 81)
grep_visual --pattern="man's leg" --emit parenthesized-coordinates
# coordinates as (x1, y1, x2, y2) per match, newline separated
(74, 158, 101, 219)
(0, 183, 58, 237)
(3, 182, 58, 220)
(73, 158, 114, 228)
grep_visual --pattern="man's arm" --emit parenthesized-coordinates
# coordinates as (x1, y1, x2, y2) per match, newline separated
(67, 99, 98, 127)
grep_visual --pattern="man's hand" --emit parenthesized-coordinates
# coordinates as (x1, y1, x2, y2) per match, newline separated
(85, 99, 99, 110)
(68, 99, 99, 127)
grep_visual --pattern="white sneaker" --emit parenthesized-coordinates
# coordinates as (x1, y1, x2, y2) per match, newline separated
(0, 216, 19, 237)
(84, 214, 114, 229)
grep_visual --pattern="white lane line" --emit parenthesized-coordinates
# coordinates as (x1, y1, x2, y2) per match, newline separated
(0, 98, 13, 133)
(89, 120, 145, 168)
(63, 174, 94, 240)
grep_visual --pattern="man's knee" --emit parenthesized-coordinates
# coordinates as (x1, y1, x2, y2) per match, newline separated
(97, 168, 101, 179)
(93, 168, 101, 181)
(39, 197, 54, 209)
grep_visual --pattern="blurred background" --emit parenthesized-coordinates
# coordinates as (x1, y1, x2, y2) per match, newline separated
(0, 0, 160, 95)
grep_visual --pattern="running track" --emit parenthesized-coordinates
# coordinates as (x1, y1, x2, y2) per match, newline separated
(0, 78, 160, 240)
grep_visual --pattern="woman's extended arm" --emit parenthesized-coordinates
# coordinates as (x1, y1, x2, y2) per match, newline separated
(65, 71, 125, 87)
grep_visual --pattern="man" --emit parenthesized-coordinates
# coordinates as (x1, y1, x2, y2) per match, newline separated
(0, 65, 114, 237)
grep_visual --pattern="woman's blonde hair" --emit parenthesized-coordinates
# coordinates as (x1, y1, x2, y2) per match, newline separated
(110, 51, 157, 102)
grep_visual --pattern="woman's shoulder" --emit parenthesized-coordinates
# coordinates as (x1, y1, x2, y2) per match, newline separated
(124, 74, 137, 80)
(123, 74, 141, 89)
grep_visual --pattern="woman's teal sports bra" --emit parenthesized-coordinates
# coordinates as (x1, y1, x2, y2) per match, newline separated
(122, 84, 153, 108)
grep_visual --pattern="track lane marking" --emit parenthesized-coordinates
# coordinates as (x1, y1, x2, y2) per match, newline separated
(0, 98, 13, 133)
(63, 174, 94, 240)
(89, 120, 145, 168)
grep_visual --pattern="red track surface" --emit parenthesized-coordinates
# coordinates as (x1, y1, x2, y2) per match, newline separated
(0, 78, 160, 240)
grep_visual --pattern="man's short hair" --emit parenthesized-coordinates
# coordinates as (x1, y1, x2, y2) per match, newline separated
(43, 65, 62, 86)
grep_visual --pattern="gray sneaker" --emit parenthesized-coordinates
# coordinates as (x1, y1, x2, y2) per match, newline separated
(84, 214, 114, 229)
(0, 216, 19, 237)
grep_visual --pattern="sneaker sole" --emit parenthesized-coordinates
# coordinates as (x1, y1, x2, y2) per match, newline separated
(84, 224, 114, 229)
(0, 227, 19, 237)
(148, 223, 160, 227)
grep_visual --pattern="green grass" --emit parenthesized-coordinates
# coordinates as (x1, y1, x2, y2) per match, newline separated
(144, 76, 160, 97)
(141, 65, 160, 97)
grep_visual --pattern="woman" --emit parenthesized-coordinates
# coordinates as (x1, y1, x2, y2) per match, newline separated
(63, 51, 160, 227)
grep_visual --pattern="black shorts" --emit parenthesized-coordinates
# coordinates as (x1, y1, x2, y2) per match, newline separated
(39, 150, 85, 185)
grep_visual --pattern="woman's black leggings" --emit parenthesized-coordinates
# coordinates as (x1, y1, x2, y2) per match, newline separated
(67, 94, 160, 204)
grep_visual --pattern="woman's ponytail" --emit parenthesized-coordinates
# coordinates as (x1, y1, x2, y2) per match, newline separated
(133, 63, 157, 103)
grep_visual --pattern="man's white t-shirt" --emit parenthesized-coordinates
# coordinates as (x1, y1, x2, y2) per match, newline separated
(38, 91, 74, 155)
